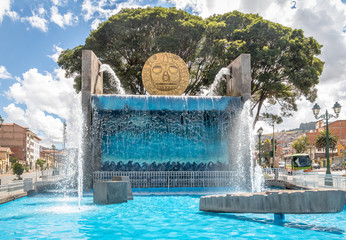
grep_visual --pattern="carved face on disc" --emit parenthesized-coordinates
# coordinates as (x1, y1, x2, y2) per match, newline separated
(142, 53, 189, 95)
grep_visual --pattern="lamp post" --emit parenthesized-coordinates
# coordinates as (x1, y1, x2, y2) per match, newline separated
(0, 115, 3, 128)
(312, 102, 342, 175)
(257, 127, 263, 166)
(52, 144, 56, 169)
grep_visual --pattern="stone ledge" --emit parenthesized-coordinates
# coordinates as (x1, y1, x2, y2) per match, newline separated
(200, 189, 345, 214)
(0, 192, 27, 205)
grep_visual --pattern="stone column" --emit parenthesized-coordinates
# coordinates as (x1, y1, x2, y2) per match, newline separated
(226, 54, 251, 102)
(81, 50, 103, 189)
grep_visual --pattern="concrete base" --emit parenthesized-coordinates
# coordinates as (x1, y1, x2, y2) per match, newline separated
(93, 181, 128, 204)
(112, 176, 133, 200)
(200, 189, 345, 214)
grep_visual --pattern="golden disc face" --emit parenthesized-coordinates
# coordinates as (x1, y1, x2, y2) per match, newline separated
(142, 52, 189, 95)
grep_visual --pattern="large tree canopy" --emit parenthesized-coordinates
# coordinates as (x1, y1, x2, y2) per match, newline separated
(58, 7, 324, 125)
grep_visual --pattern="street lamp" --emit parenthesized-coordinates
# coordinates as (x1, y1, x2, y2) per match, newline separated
(312, 102, 342, 175)
(0, 115, 3, 128)
(257, 127, 263, 166)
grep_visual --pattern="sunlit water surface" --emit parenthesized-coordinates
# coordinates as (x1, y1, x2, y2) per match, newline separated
(0, 193, 345, 239)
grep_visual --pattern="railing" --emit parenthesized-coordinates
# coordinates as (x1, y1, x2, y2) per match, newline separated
(266, 168, 346, 190)
(93, 171, 237, 188)
(0, 170, 62, 198)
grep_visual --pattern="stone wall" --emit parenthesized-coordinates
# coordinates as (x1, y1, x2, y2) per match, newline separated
(200, 189, 345, 214)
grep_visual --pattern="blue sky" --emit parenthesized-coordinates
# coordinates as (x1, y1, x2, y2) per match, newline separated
(0, 0, 346, 146)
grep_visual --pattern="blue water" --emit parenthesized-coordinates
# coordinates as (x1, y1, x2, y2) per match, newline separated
(0, 194, 345, 239)
(92, 95, 241, 111)
(94, 95, 241, 169)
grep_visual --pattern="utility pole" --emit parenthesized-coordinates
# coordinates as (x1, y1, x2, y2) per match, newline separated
(272, 124, 275, 168)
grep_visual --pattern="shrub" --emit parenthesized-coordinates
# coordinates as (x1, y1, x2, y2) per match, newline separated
(12, 162, 24, 180)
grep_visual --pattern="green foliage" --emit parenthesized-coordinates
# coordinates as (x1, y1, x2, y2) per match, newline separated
(262, 139, 272, 166)
(58, 8, 323, 124)
(9, 156, 18, 165)
(291, 135, 310, 153)
(59, 7, 205, 94)
(315, 130, 338, 150)
(203, 11, 323, 123)
(12, 162, 24, 179)
(36, 158, 46, 170)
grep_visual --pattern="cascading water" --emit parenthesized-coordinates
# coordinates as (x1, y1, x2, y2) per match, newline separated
(229, 101, 264, 192)
(202, 68, 230, 96)
(58, 93, 84, 208)
(99, 64, 126, 95)
(91, 95, 240, 172)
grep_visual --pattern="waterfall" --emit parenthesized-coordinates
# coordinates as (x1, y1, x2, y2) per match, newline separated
(228, 101, 264, 192)
(202, 68, 230, 96)
(99, 64, 125, 95)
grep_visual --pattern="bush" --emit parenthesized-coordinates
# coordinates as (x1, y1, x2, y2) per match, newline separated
(12, 162, 24, 179)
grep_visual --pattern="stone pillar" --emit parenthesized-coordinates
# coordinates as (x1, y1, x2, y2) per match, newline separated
(81, 50, 103, 190)
(226, 54, 251, 102)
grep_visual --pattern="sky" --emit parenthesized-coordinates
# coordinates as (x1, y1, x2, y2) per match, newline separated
(0, 0, 345, 147)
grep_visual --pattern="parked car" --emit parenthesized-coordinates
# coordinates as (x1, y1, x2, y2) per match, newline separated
(331, 163, 343, 171)
(312, 163, 320, 169)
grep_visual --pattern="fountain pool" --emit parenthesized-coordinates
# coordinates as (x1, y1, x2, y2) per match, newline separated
(0, 193, 345, 239)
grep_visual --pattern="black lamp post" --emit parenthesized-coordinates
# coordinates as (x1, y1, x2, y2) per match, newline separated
(257, 127, 263, 166)
(0, 115, 3, 128)
(312, 102, 342, 175)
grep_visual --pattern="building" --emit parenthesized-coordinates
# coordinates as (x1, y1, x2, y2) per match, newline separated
(0, 147, 12, 174)
(305, 119, 346, 165)
(0, 123, 41, 170)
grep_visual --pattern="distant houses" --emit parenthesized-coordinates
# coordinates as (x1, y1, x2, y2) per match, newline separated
(0, 123, 63, 174)
(256, 119, 346, 168)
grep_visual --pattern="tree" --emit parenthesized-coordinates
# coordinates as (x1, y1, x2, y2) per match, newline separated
(315, 130, 338, 150)
(58, 7, 205, 94)
(262, 139, 272, 167)
(9, 156, 17, 166)
(36, 158, 46, 176)
(202, 11, 323, 125)
(12, 162, 24, 180)
(58, 8, 323, 125)
(291, 135, 310, 153)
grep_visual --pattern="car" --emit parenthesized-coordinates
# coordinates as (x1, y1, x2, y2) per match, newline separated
(331, 163, 343, 171)
(312, 163, 320, 169)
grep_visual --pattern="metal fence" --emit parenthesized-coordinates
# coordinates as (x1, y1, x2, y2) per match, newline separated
(94, 170, 346, 190)
(0, 170, 62, 198)
(264, 168, 346, 190)
(93, 171, 237, 188)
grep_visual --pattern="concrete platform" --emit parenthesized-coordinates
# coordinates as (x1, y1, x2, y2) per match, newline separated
(200, 189, 345, 214)
(93, 181, 128, 204)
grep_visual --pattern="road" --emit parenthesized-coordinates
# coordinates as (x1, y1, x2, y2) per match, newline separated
(312, 168, 345, 176)
(0, 171, 42, 185)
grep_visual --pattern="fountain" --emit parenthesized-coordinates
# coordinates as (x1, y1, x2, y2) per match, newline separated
(80, 50, 254, 194)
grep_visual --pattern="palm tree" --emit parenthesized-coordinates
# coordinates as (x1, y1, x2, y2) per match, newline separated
(315, 130, 338, 159)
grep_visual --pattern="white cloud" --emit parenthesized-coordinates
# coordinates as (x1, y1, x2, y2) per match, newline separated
(4, 67, 79, 145)
(6, 10, 19, 21)
(0, 0, 19, 23)
(0, 0, 10, 23)
(48, 45, 64, 62)
(50, 6, 78, 28)
(22, 11, 48, 32)
(90, 18, 101, 30)
(81, 0, 144, 26)
(3, 103, 28, 127)
(0, 65, 11, 79)
(51, 0, 68, 6)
